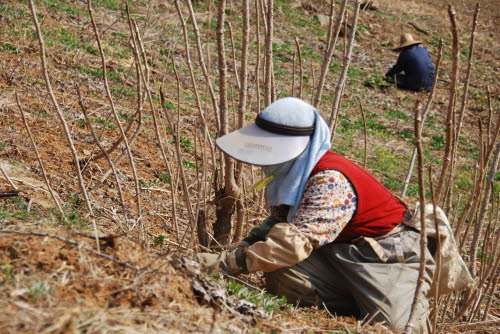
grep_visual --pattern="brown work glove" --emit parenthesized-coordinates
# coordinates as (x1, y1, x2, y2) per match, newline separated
(196, 241, 249, 276)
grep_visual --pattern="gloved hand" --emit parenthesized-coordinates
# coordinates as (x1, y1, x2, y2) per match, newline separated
(196, 241, 249, 276)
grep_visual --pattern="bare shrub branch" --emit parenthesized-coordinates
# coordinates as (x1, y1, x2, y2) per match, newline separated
(16, 93, 64, 215)
(314, 0, 348, 107)
(29, 0, 92, 214)
(88, 0, 141, 216)
(329, 0, 361, 135)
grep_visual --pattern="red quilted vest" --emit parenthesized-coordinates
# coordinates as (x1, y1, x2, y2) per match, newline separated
(310, 150, 407, 242)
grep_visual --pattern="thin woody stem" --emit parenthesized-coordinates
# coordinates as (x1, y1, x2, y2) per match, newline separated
(401, 39, 443, 199)
(356, 97, 368, 169)
(185, 0, 221, 133)
(329, 0, 361, 135)
(314, 0, 348, 107)
(436, 5, 460, 204)
(294, 37, 303, 99)
(76, 87, 126, 213)
(29, 0, 92, 214)
(263, 0, 274, 106)
(88, 0, 141, 216)
(16, 93, 64, 215)
(405, 100, 427, 333)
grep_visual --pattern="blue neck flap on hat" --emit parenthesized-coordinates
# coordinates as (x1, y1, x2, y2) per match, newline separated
(259, 98, 331, 222)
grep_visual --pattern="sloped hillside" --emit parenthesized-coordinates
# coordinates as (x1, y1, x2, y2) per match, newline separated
(0, 0, 498, 333)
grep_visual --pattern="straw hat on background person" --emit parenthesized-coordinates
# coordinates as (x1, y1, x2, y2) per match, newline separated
(392, 33, 423, 51)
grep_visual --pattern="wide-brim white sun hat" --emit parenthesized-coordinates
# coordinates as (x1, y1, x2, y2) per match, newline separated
(215, 97, 316, 166)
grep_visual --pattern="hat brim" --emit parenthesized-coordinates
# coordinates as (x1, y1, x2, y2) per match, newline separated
(215, 123, 310, 166)
(392, 41, 422, 51)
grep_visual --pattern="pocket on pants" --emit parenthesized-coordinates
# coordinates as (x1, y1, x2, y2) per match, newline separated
(378, 231, 420, 263)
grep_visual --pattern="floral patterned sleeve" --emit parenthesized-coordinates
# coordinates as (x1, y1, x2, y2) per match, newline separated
(292, 170, 357, 248)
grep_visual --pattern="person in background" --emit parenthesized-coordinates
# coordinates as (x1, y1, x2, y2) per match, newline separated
(197, 97, 435, 333)
(385, 33, 435, 91)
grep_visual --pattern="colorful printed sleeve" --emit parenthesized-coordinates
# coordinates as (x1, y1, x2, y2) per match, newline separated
(292, 170, 357, 248)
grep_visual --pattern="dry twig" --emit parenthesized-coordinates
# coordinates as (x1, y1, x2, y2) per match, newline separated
(314, 0, 347, 107)
(29, 0, 92, 214)
(329, 0, 361, 135)
(88, 0, 141, 216)
(405, 100, 427, 333)
(16, 93, 64, 215)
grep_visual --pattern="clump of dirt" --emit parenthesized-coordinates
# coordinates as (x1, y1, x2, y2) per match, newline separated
(0, 228, 222, 333)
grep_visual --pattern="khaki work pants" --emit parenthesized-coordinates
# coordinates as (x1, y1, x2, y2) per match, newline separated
(263, 226, 435, 333)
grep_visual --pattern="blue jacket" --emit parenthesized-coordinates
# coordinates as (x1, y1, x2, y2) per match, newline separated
(385, 45, 435, 91)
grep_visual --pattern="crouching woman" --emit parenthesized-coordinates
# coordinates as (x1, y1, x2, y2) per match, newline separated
(198, 97, 435, 333)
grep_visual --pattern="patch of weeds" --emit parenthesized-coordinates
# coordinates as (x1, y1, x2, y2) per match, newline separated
(92, 0, 123, 11)
(161, 98, 177, 112)
(385, 109, 409, 121)
(112, 31, 127, 40)
(2, 42, 18, 53)
(139, 179, 152, 188)
(455, 171, 473, 191)
(406, 184, 420, 197)
(75, 119, 86, 127)
(332, 137, 354, 157)
(56, 28, 79, 51)
(460, 47, 469, 61)
(430, 135, 445, 150)
(151, 233, 168, 246)
(48, 28, 96, 54)
(179, 135, 193, 152)
(0, 142, 6, 152)
(182, 159, 200, 170)
(357, 23, 369, 33)
(365, 118, 387, 132)
(347, 66, 366, 78)
(273, 52, 289, 63)
(398, 130, 413, 139)
(477, 247, 492, 263)
(300, 45, 322, 62)
(0, 197, 31, 224)
(43, 0, 81, 15)
(277, 91, 289, 99)
(59, 210, 90, 228)
(160, 172, 171, 184)
(77, 65, 103, 77)
(1, 264, 15, 285)
(94, 118, 117, 130)
(35, 110, 50, 118)
(112, 85, 137, 97)
(273, 39, 294, 56)
(108, 41, 130, 59)
(364, 74, 393, 89)
(372, 146, 402, 177)
(329, 60, 342, 72)
(423, 149, 441, 165)
(0, 4, 29, 18)
(29, 280, 52, 300)
(106, 70, 122, 82)
(118, 112, 133, 122)
(79, 65, 120, 81)
(382, 176, 403, 192)
(469, 87, 487, 101)
(274, 66, 287, 76)
(227, 280, 290, 315)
